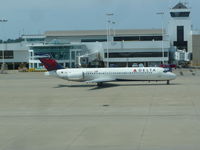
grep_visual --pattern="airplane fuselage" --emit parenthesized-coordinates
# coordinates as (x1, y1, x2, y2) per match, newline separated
(55, 67, 176, 83)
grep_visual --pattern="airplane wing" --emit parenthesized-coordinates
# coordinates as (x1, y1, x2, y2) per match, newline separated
(85, 78, 116, 83)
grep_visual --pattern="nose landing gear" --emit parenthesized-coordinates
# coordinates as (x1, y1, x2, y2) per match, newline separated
(167, 80, 170, 85)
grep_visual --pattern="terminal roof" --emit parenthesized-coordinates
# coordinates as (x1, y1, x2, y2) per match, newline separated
(45, 29, 162, 37)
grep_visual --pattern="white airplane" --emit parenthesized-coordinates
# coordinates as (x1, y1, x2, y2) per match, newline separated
(39, 57, 176, 86)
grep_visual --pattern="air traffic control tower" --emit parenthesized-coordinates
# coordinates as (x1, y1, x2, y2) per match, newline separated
(168, 2, 192, 53)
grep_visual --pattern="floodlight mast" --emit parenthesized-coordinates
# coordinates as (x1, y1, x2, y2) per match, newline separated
(156, 12, 165, 64)
(0, 19, 8, 74)
(106, 13, 114, 68)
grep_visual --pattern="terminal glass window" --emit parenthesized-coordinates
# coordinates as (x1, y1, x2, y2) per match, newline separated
(0, 51, 14, 59)
(81, 39, 107, 42)
(105, 52, 168, 58)
(114, 36, 162, 41)
(27, 38, 45, 42)
(33, 46, 71, 60)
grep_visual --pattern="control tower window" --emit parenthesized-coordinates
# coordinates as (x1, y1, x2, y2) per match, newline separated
(173, 26, 188, 51)
(177, 26, 184, 42)
(170, 12, 190, 17)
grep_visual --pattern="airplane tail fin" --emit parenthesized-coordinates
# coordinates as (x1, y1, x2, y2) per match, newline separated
(37, 54, 64, 71)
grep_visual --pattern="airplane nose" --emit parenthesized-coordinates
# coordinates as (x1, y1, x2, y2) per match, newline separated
(168, 72, 176, 80)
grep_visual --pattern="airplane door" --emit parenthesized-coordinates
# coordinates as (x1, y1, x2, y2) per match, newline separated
(82, 72, 85, 80)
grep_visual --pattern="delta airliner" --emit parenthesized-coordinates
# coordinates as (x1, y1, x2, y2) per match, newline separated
(39, 57, 176, 86)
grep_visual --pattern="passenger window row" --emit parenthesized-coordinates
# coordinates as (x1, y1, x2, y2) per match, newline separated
(85, 71, 154, 75)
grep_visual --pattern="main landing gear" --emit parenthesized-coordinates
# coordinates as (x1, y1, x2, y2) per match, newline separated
(97, 82, 103, 87)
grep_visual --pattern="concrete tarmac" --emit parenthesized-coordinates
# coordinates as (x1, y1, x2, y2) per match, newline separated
(0, 69, 200, 150)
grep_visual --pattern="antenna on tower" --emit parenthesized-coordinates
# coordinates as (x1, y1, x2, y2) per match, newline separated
(183, 0, 189, 7)
(168, 0, 172, 8)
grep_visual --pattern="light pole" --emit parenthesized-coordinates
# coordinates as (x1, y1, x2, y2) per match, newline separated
(0, 19, 8, 74)
(156, 12, 165, 64)
(111, 21, 116, 41)
(106, 13, 114, 68)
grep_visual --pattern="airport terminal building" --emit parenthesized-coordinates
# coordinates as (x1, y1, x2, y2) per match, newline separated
(1, 2, 200, 70)
(43, 29, 170, 67)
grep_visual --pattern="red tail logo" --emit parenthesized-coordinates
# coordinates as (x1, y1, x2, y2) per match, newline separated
(39, 58, 64, 71)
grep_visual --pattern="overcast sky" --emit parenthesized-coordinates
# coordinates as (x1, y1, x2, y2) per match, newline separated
(0, 0, 199, 39)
